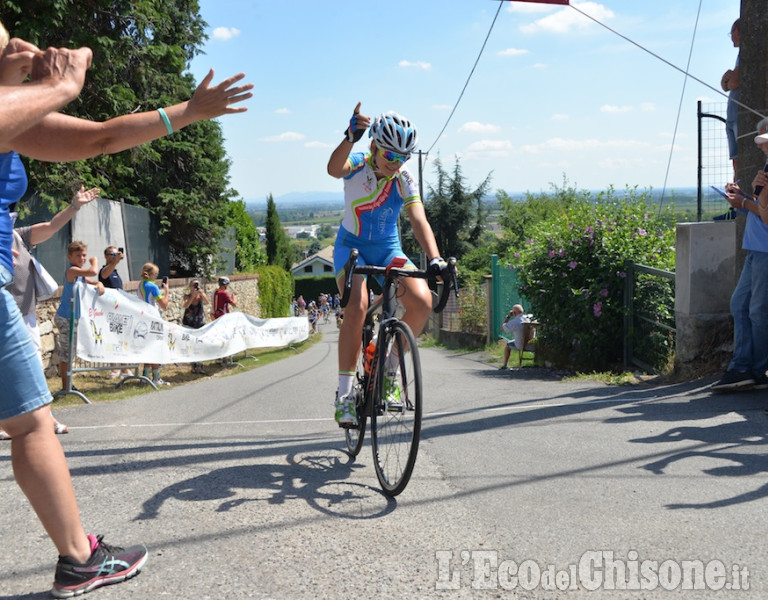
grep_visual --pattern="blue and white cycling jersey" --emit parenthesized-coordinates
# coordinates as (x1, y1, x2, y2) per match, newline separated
(340, 152, 422, 241)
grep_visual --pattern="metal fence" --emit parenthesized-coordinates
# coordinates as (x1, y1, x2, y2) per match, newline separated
(623, 262, 676, 373)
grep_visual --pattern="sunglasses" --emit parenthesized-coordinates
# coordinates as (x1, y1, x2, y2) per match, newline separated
(379, 147, 409, 164)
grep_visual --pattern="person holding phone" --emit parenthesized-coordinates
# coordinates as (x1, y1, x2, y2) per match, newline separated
(137, 262, 170, 385)
(98, 245, 125, 290)
(183, 279, 209, 374)
(712, 116, 768, 392)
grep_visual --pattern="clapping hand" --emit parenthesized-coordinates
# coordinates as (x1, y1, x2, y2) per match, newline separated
(72, 185, 100, 210)
(188, 69, 254, 120)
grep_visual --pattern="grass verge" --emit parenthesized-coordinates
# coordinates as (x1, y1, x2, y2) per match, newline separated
(49, 334, 321, 407)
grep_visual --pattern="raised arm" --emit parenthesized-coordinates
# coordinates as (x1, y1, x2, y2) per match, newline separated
(5, 69, 254, 161)
(328, 102, 369, 178)
(28, 186, 99, 245)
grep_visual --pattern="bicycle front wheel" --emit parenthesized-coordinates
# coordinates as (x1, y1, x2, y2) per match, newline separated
(371, 320, 422, 496)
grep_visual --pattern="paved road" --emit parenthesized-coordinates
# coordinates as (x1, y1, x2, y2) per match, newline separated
(1, 321, 766, 599)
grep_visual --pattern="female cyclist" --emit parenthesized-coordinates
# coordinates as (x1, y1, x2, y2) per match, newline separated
(327, 103, 448, 426)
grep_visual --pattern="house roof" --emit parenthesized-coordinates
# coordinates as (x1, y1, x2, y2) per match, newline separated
(291, 245, 334, 271)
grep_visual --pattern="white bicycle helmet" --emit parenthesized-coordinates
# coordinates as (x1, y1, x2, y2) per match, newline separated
(369, 111, 418, 155)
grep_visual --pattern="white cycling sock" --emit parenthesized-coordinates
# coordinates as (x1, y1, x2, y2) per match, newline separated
(338, 373, 354, 399)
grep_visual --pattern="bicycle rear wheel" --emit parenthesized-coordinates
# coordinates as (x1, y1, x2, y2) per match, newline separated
(344, 347, 369, 456)
(371, 320, 422, 496)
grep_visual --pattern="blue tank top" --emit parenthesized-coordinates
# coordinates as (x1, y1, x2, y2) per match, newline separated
(0, 152, 28, 273)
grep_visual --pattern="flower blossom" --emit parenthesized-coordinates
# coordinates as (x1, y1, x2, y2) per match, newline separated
(593, 302, 603, 317)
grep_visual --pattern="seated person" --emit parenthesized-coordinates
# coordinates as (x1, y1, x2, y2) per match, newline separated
(499, 304, 535, 369)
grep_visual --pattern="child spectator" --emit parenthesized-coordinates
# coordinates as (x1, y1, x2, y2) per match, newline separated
(212, 276, 237, 319)
(137, 262, 170, 385)
(54, 241, 105, 391)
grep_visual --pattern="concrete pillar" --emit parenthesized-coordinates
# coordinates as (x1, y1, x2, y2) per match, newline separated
(675, 221, 737, 366)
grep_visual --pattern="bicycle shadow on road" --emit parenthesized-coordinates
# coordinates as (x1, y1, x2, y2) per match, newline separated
(133, 445, 396, 522)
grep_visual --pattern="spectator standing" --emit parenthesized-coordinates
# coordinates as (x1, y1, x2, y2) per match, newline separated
(98, 245, 125, 289)
(183, 279, 209, 374)
(136, 262, 170, 385)
(98, 245, 133, 377)
(0, 185, 98, 440)
(722, 18, 740, 179)
(54, 241, 105, 391)
(712, 116, 768, 392)
(212, 276, 237, 319)
(0, 19, 252, 598)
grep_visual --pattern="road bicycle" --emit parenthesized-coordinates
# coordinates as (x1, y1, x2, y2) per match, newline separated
(339, 249, 458, 496)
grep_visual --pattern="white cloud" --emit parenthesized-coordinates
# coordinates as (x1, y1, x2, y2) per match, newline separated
(398, 60, 432, 70)
(212, 26, 241, 41)
(498, 48, 530, 57)
(304, 141, 334, 149)
(520, 2, 614, 35)
(459, 121, 501, 134)
(532, 62, 547, 69)
(600, 104, 633, 113)
(275, 108, 291, 115)
(464, 139, 514, 159)
(639, 102, 656, 112)
(551, 113, 570, 120)
(260, 132, 306, 142)
(432, 104, 453, 111)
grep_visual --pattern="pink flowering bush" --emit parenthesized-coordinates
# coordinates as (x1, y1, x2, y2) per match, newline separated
(509, 185, 675, 370)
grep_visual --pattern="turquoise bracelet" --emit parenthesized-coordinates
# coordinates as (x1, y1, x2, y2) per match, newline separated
(157, 108, 173, 135)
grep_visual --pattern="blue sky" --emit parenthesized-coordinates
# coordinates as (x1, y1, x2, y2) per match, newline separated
(189, 0, 741, 202)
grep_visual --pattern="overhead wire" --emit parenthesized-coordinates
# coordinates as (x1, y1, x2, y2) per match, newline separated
(657, 0, 703, 215)
(567, 3, 764, 122)
(423, 0, 505, 160)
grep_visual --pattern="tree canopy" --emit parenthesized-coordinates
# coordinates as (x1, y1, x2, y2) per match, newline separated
(0, 0, 239, 276)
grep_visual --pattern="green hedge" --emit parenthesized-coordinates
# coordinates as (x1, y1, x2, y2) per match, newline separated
(256, 266, 294, 317)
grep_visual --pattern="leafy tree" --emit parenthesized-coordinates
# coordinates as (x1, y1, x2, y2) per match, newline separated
(402, 156, 491, 261)
(0, 0, 237, 276)
(226, 199, 266, 273)
(265, 194, 293, 270)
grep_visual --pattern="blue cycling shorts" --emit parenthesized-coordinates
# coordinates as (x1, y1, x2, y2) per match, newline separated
(334, 226, 416, 285)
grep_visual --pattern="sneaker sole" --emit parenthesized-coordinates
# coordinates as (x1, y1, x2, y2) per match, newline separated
(711, 380, 755, 392)
(51, 551, 147, 598)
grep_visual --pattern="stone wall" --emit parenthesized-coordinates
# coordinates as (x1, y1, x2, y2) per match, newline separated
(36, 273, 260, 372)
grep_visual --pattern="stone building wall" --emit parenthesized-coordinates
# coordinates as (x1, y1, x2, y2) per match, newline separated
(36, 274, 260, 373)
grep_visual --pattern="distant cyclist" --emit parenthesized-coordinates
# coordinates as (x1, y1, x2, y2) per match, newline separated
(327, 103, 448, 426)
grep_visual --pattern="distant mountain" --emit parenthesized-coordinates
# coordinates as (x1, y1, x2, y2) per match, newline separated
(243, 191, 344, 210)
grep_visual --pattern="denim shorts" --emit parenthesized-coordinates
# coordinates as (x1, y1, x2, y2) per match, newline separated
(0, 265, 52, 421)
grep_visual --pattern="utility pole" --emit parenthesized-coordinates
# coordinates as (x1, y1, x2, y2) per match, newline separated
(736, 0, 768, 193)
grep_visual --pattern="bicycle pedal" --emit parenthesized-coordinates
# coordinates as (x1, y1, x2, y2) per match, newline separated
(387, 404, 404, 413)
(338, 420, 360, 429)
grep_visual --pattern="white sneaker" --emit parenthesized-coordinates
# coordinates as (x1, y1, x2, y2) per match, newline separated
(153, 378, 171, 387)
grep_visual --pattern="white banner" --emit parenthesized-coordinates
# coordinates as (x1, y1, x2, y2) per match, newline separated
(75, 284, 309, 364)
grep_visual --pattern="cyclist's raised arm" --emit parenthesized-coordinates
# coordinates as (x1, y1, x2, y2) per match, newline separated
(328, 101, 370, 178)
